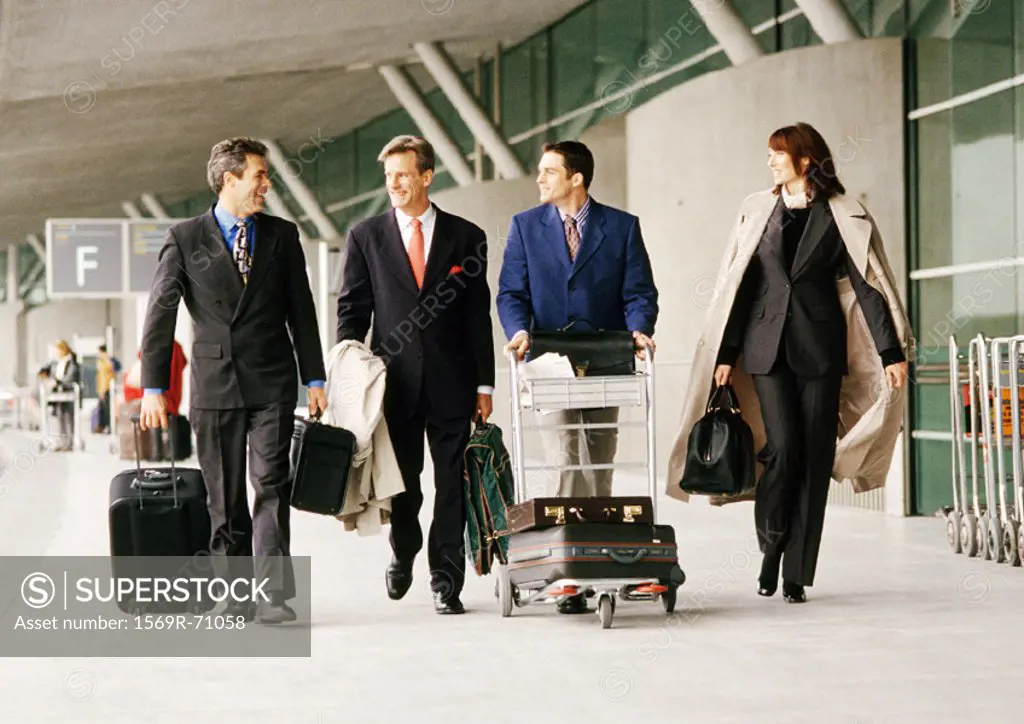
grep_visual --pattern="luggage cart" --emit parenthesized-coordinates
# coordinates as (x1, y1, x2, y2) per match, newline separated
(947, 335, 969, 554)
(496, 344, 680, 628)
(986, 336, 1024, 565)
(1007, 337, 1024, 564)
(39, 381, 84, 451)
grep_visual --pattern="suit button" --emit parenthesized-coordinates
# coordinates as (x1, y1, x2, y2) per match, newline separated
(787, 312, 793, 317)
(215, 301, 222, 306)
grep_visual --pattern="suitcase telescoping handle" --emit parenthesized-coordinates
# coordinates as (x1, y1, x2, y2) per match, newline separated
(129, 411, 180, 509)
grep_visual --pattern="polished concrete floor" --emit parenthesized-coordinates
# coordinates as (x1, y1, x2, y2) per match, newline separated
(1, 425, 1022, 724)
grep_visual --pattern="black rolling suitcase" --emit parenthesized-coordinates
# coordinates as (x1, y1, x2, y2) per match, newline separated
(108, 414, 212, 614)
(288, 414, 356, 516)
(506, 523, 685, 591)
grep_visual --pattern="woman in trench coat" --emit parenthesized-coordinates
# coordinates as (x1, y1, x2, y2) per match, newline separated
(666, 123, 913, 603)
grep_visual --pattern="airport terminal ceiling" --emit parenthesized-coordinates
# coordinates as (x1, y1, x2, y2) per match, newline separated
(0, 0, 589, 246)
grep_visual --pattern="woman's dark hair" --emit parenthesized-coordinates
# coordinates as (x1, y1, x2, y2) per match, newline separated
(768, 122, 846, 200)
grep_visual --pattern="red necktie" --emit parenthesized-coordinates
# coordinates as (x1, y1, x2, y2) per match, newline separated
(408, 218, 426, 288)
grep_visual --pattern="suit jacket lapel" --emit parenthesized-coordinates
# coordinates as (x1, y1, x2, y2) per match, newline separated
(789, 201, 832, 280)
(199, 211, 244, 316)
(420, 205, 457, 294)
(758, 197, 791, 279)
(569, 201, 606, 278)
(380, 209, 420, 293)
(542, 204, 572, 273)
(233, 214, 279, 320)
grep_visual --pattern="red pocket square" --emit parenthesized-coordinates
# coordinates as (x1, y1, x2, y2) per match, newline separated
(449, 265, 464, 274)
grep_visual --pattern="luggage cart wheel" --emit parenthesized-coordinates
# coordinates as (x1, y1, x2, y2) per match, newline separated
(986, 518, 1003, 563)
(978, 517, 992, 561)
(497, 565, 513, 618)
(947, 511, 963, 554)
(962, 515, 979, 558)
(1003, 520, 1021, 567)
(661, 586, 677, 614)
(1018, 526, 1024, 568)
(597, 595, 614, 629)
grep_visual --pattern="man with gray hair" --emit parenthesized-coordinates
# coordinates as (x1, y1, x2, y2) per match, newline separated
(336, 134, 495, 615)
(140, 137, 327, 624)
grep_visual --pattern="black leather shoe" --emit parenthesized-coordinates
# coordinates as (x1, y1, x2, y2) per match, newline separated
(433, 592, 465, 615)
(221, 601, 255, 622)
(256, 593, 297, 624)
(386, 557, 413, 601)
(757, 554, 780, 597)
(556, 594, 588, 614)
(782, 581, 806, 604)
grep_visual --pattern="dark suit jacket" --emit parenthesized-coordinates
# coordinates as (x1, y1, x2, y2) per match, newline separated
(719, 197, 903, 377)
(141, 208, 325, 409)
(496, 199, 658, 338)
(336, 205, 495, 421)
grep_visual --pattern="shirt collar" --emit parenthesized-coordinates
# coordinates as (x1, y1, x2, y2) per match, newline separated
(213, 202, 254, 231)
(557, 195, 592, 224)
(394, 203, 436, 230)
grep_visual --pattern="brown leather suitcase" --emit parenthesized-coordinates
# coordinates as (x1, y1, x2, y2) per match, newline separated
(503, 496, 654, 534)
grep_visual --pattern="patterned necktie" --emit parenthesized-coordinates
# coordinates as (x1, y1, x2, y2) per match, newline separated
(564, 215, 580, 263)
(408, 217, 426, 288)
(234, 220, 251, 284)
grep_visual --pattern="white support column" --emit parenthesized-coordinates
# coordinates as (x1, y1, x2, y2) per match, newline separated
(261, 139, 341, 242)
(21, 234, 45, 298)
(688, 1, 764, 65)
(413, 41, 526, 180)
(6, 244, 18, 308)
(792, 0, 861, 43)
(140, 193, 169, 220)
(378, 64, 475, 187)
(122, 201, 144, 219)
(25, 233, 45, 262)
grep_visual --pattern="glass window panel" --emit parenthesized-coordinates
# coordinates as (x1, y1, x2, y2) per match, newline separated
(593, 0, 646, 127)
(913, 270, 1024, 369)
(424, 85, 475, 156)
(551, 3, 597, 119)
(839, 0, 873, 37)
(779, 0, 821, 49)
(313, 132, 356, 208)
(913, 438, 954, 516)
(735, 0, 779, 53)
(0, 250, 8, 304)
(500, 43, 534, 138)
(952, 0, 1014, 96)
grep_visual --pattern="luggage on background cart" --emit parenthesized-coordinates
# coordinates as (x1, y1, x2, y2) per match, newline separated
(495, 342, 685, 629)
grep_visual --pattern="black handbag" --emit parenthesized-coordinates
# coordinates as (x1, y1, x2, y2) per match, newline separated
(679, 384, 755, 497)
(529, 329, 636, 377)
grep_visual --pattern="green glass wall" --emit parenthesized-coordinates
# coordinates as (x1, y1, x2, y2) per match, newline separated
(909, 0, 1024, 514)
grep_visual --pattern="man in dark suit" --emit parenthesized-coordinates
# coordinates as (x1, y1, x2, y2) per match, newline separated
(139, 137, 327, 624)
(496, 140, 658, 613)
(336, 135, 494, 615)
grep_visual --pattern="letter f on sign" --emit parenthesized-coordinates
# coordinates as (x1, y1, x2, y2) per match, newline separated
(76, 246, 98, 288)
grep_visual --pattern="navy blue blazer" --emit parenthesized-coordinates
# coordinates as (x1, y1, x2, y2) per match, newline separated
(496, 199, 658, 339)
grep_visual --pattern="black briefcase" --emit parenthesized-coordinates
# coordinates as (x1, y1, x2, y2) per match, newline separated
(678, 384, 755, 497)
(289, 415, 356, 516)
(529, 329, 636, 377)
(503, 496, 654, 534)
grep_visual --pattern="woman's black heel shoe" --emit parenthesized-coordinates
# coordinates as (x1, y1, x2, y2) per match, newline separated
(757, 554, 780, 597)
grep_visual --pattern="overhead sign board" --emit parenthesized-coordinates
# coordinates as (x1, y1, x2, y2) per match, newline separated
(46, 219, 178, 298)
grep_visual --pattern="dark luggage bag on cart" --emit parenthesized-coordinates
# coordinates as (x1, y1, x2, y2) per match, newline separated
(506, 522, 685, 593)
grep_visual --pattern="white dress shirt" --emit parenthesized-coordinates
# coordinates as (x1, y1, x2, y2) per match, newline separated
(394, 204, 493, 398)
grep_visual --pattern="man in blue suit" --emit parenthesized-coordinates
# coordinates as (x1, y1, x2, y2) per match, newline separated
(497, 139, 658, 506)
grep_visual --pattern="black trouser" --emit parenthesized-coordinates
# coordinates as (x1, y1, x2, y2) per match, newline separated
(752, 363, 842, 587)
(386, 391, 471, 601)
(191, 403, 295, 600)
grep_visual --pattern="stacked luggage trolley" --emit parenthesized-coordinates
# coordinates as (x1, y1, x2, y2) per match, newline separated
(495, 345, 685, 629)
(947, 333, 1024, 564)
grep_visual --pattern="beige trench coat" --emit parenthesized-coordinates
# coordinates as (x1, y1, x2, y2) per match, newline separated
(665, 189, 915, 504)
